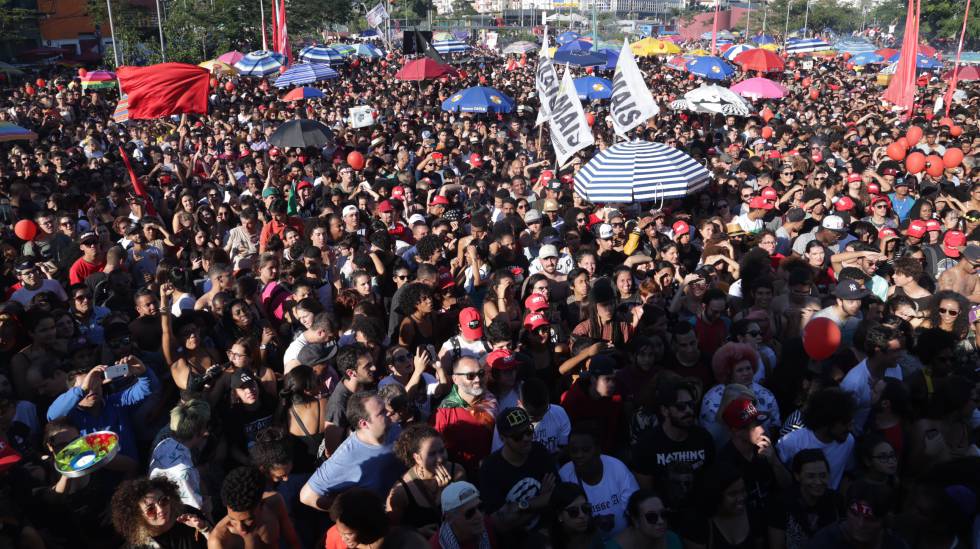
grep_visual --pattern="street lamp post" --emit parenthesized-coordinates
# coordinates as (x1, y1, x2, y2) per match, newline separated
(783, 0, 791, 49)
(802, 0, 810, 38)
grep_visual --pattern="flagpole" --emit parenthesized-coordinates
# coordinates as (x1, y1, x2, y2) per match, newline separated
(745, 0, 751, 37)
(783, 0, 791, 50)
(944, 0, 971, 116)
(710, 0, 719, 55)
(260, 0, 268, 50)
(802, 0, 810, 38)
(155, 0, 166, 61)
(105, 0, 121, 67)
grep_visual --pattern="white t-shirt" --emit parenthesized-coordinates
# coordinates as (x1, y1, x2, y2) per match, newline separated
(492, 403, 571, 455)
(840, 359, 903, 436)
(776, 427, 854, 489)
(558, 455, 639, 538)
(437, 335, 490, 372)
(283, 333, 310, 370)
(149, 438, 204, 511)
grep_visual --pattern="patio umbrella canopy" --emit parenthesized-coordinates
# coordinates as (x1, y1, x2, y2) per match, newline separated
(733, 49, 785, 73)
(283, 87, 325, 101)
(730, 77, 789, 99)
(686, 56, 736, 80)
(944, 65, 980, 81)
(268, 119, 334, 148)
(396, 58, 456, 80)
(785, 38, 833, 55)
(722, 44, 753, 61)
(274, 64, 339, 87)
(503, 41, 539, 55)
(573, 76, 613, 100)
(80, 70, 116, 89)
(573, 141, 711, 203)
(552, 50, 606, 67)
(557, 39, 593, 53)
(433, 40, 471, 54)
(0, 121, 38, 142)
(235, 51, 286, 77)
(441, 86, 515, 113)
(299, 45, 346, 65)
(217, 51, 245, 65)
(556, 31, 581, 46)
(671, 84, 754, 116)
(199, 60, 238, 76)
(850, 52, 885, 66)
(632, 37, 680, 56)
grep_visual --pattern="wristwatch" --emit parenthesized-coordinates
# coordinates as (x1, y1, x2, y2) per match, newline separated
(517, 499, 530, 512)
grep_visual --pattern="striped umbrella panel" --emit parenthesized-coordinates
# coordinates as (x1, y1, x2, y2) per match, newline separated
(433, 40, 471, 54)
(235, 51, 286, 76)
(573, 141, 711, 203)
(786, 39, 833, 54)
(299, 46, 345, 65)
(274, 63, 339, 87)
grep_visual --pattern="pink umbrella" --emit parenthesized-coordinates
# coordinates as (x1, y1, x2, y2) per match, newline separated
(217, 51, 245, 65)
(667, 54, 689, 71)
(730, 77, 789, 99)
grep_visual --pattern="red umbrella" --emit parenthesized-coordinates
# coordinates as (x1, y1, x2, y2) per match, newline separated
(395, 58, 457, 81)
(875, 48, 899, 59)
(733, 49, 785, 73)
(943, 65, 980, 81)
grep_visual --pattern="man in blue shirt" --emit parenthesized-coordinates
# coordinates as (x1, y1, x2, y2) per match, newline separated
(46, 356, 159, 460)
(888, 179, 915, 222)
(299, 390, 403, 511)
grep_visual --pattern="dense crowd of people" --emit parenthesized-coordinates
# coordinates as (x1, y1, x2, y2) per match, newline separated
(0, 29, 978, 549)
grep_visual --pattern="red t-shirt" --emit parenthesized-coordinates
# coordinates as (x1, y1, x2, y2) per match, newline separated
(69, 257, 106, 285)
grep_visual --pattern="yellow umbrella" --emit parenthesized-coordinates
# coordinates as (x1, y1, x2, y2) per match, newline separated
(199, 60, 239, 76)
(546, 46, 556, 58)
(631, 37, 681, 56)
(686, 48, 711, 56)
(760, 44, 780, 52)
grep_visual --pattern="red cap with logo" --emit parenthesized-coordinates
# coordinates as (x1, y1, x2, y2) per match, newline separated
(524, 293, 549, 312)
(377, 200, 394, 213)
(760, 186, 778, 202)
(878, 227, 898, 240)
(847, 173, 863, 183)
(458, 307, 483, 340)
(867, 182, 881, 195)
(926, 219, 942, 232)
(749, 196, 774, 210)
(429, 195, 450, 206)
(907, 219, 928, 238)
(523, 313, 548, 331)
(721, 398, 766, 430)
(391, 186, 405, 200)
(943, 230, 967, 257)
(672, 221, 690, 236)
(834, 196, 856, 212)
(487, 348, 518, 371)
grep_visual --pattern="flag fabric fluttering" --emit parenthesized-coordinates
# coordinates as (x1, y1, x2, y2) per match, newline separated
(365, 2, 388, 28)
(118, 146, 159, 216)
(944, 0, 972, 115)
(117, 63, 209, 119)
(548, 66, 594, 166)
(610, 38, 660, 137)
(535, 28, 560, 127)
(883, 0, 921, 114)
(417, 30, 446, 64)
(276, 0, 291, 65)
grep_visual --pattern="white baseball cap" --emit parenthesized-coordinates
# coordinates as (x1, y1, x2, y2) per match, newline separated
(821, 215, 846, 232)
(598, 223, 613, 240)
(441, 481, 480, 513)
(342, 205, 358, 217)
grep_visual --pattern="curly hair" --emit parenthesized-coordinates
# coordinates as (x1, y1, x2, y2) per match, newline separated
(111, 477, 182, 545)
(401, 283, 435, 316)
(393, 423, 441, 467)
(249, 427, 294, 472)
(928, 290, 970, 338)
(328, 488, 389, 545)
(415, 235, 445, 264)
(221, 466, 264, 512)
(710, 342, 760, 384)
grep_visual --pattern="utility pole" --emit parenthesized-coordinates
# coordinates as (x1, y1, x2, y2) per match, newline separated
(155, 0, 166, 61)
(782, 0, 791, 49)
(105, 0, 121, 67)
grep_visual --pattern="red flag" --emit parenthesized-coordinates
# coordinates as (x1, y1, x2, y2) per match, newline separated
(118, 146, 158, 217)
(506, 57, 516, 71)
(710, 0, 720, 55)
(271, 0, 279, 53)
(117, 63, 209, 119)
(883, 0, 921, 113)
(519, 53, 527, 67)
(277, 0, 291, 64)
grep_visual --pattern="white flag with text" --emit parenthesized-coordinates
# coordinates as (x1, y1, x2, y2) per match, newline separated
(610, 38, 660, 137)
(535, 29, 559, 127)
(548, 66, 594, 166)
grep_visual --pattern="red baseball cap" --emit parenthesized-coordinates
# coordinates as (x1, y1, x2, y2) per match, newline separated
(429, 195, 450, 206)
(907, 219, 928, 238)
(672, 221, 690, 236)
(749, 196, 774, 210)
(523, 313, 548, 331)
(0, 438, 22, 474)
(296, 181, 313, 191)
(847, 173, 862, 183)
(524, 293, 549, 312)
(926, 219, 942, 232)
(377, 200, 395, 213)
(437, 270, 456, 289)
(867, 182, 881, 195)
(878, 227, 898, 240)
(487, 348, 518, 371)
(760, 186, 778, 202)
(391, 186, 405, 200)
(469, 153, 482, 168)
(870, 195, 890, 208)
(943, 230, 966, 257)
(458, 307, 483, 340)
(721, 398, 766, 430)
(834, 196, 856, 212)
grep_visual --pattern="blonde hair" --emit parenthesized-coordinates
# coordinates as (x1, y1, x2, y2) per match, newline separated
(170, 399, 210, 441)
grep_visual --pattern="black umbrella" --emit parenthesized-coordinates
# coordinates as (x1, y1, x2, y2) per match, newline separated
(268, 119, 334, 148)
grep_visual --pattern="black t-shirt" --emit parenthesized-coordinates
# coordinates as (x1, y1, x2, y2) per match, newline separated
(223, 398, 275, 455)
(147, 518, 208, 549)
(717, 442, 776, 535)
(326, 381, 354, 432)
(808, 522, 910, 549)
(631, 424, 715, 511)
(766, 488, 843, 549)
(478, 443, 558, 517)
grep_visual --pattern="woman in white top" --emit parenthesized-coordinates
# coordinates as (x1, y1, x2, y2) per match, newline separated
(700, 342, 781, 447)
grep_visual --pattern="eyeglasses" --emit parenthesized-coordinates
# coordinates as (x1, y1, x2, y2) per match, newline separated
(74, 294, 92, 302)
(140, 495, 170, 515)
(643, 511, 666, 524)
(746, 330, 761, 337)
(671, 400, 694, 411)
(453, 370, 486, 381)
(741, 194, 753, 199)
(939, 307, 960, 316)
(564, 503, 592, 519)
(394, 274, 409, 280)
(872, 452, 897, 462)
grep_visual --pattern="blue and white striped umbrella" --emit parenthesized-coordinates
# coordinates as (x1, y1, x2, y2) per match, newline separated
(834, 38, 876, 55)
(785, 38, 833, 54)
(886, 51, 942, 70)
(299, 45, 345, 65)
(850, 52, 885, 66)
(273, 63, 339, 87)
(722, 44, 752, 61)
(573, 141, 711, 203)
(234, 50, 286, 76)
(355, 43, 384, 58)
(433, 40, 470, 54)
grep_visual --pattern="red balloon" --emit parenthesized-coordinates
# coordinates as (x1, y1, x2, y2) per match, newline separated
(24, 85, 35, 96)
(351, 59, 360, 68)
(905, 125, 923, 146)
(842, 52, 851, 61)
(347, 151, 365, 171)
(585, 67, 593, 75)
(687, 74, 695, 81)
(209, 77, 217, 88)
(803, 317, 841, 360)
(224, 81, 235, 92)
(886, 142, 907, 161)
(939, 117, 954, 128)
(943, 148, 965, 168)
(761, 126, 773, 139)
(926, 155, 945, 177)
(585, 112, 595, 127)
(78, 68, 87, 77)
(14, 219, 37, 241)
(809, 89, 819, 100)
(897, 137, 909, 150)
(35, 78, 45, 87)
(802, 77, 811, 88)
(950, 125, 963, 137)
(905, 151, 926, 174)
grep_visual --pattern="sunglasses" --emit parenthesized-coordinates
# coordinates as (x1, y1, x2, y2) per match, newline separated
(643, 511, 666, 524)
(394, 274, 409, 280)
(453, 370, 486, 381)
(939, 307, 960, 316)
(564, 503, 592, 519)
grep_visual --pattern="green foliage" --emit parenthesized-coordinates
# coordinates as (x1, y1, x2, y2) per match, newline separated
(920, 0, 980, 43)
(0, 0, 39, 40)
(451, 0, 476, 16)
(290, 0, 354, 37)
(764, 0, 863, 35)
